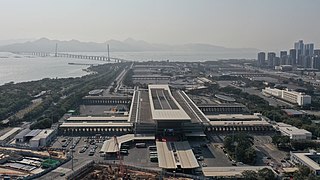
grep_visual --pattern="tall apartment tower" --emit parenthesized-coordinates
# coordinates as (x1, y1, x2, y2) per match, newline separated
(314, 49, 320, 56)
(294, 40, 304, 66)
(289, 49, 297, 66)
(280, 51, 288, 65)
(257, 52, 266, 67)
(267, 52, 276, 67)
(304, 43, 314, 56)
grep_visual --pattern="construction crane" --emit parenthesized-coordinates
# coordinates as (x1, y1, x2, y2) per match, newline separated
(113, 135, 125, 177)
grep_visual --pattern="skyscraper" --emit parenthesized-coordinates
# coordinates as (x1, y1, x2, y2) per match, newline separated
(294, 40, 304, 66)
(313, 56, 320, 70)
(257, 52, 266, 67)
(304, 43, 314, 56)
(280, 51, 288, 65)
(289, 49, 297, 66)
(267, 52, 276, 67)
(274, 57, 280, 66)
(314, 49, 320, 56)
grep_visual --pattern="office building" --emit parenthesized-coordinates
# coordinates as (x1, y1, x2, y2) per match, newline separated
(257, 52, 266, 67)
(262, 87, 311, 106)
(267, 52, 276, 67)
(276, 123, 312, 140)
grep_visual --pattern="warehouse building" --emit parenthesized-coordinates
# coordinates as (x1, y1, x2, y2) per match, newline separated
(29, 129, 57, 148)
(0, 128, 21, 145)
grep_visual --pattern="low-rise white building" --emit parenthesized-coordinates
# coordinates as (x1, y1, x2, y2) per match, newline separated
(262, 87, 311, 106)
(29, 129, 57, 148)
(291, 150, 320, 175)
(262, 87, 282, 97)
(276, 123, 312, 140)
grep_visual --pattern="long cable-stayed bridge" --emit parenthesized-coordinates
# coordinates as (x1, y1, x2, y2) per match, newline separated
(12, 51, 129, 63)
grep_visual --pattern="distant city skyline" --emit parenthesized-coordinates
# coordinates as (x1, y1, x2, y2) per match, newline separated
(0, 0, 319, 51)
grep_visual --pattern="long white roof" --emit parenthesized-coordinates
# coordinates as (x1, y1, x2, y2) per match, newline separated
(66, 116, 128, 121)
(0, 128, 21, 141)
(292, 152, 320, 171)
(60, 122, 132, 128)
(100, 134, 154, 153)
(148, 85, 191, 121)
(209, 120, 270, 126)
(156, 141, 199, 169)
(206, 114, 260, 121)
(202, 166, 273, 177)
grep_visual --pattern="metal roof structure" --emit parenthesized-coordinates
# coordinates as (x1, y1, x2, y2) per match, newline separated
(100, 134, 155, 153)
(197, 103, 247, 108)
(291, 152, 320, 171)
(30, 129, 54, 141)
(206, 114, 261, 121)
(156, 141, 199, 169)
(0, 128, 21, 141)
(209, 120, 271, 126)
(202, 166, 272, 177)
(148, 85, 191, 121)
(82, 96, 132, 100)
(66, 116, 129, 122)
(282, 109, 304, 116)
(24, 129, 42, 138)
(60, 122, 132, 128)
(15, 128, 32, 139)
(215, 94, 236, 102)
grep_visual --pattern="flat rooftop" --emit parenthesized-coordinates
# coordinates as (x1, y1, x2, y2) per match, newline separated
(66, 116, 129, 122)
(100, 134, 155, 153)
(202, 166, 272, 177)
(59, 122, 132, 128)
(82, 96, 132, 100)
(292, 152, 320, 171)
(206, 114, 260, 121)
(276, 122, 311, 135)
(0, 128, 21, 141)
(197, 103, 247, 108)
(148, 85, 191, 121)
(156, 141, 199, 169)
(209, 120, 271, 126)
(30, 129, 54, 141)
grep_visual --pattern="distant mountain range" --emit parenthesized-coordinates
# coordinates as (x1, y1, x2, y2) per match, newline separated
(0, 37, 259, 53)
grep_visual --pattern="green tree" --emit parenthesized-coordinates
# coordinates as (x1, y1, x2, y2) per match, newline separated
(257, 168, 275, 180)
(242, 170, 258, 180)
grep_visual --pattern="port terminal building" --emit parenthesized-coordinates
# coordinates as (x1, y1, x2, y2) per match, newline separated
(59, 84, 273, 136)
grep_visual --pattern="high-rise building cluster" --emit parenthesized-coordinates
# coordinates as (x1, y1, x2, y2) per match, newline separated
(257, 40, 320, 70)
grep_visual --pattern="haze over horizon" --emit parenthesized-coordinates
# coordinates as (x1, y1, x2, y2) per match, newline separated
(0, 0, 319, 52)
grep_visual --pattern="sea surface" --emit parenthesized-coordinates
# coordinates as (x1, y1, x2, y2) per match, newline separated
(0, 51, 256, 85)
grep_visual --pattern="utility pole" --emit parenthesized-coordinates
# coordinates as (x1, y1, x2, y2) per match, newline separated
(71, 130, 74, 171)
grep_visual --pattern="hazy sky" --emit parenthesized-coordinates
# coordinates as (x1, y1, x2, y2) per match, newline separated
(0, 0, 319, 51)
